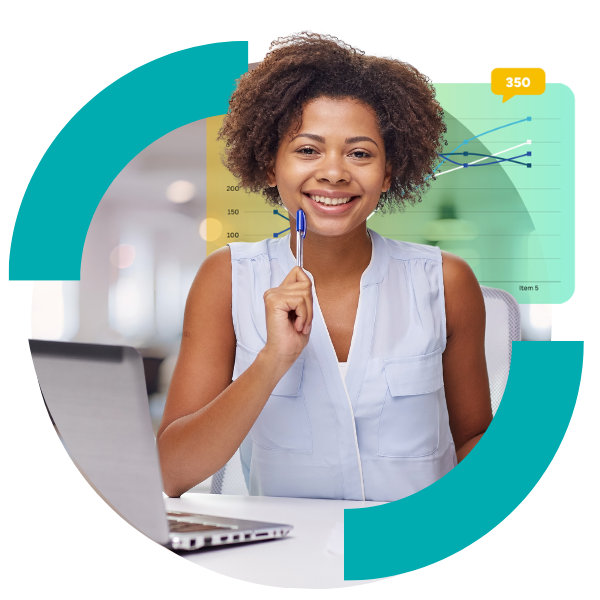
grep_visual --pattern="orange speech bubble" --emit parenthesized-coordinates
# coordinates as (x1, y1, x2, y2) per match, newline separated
(491, 68, 546, 102)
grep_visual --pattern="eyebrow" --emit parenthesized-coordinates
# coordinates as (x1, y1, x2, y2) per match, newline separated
(290, 133, 379, 148)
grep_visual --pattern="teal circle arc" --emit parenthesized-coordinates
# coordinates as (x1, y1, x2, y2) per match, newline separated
(9, 42, 248, 280)
(345, 341, 583, 579)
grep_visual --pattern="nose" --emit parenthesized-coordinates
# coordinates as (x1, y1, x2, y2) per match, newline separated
(315, 151, 351, 184)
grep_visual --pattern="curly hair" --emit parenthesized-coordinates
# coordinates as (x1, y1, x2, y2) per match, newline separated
(218, 32, 446, 212)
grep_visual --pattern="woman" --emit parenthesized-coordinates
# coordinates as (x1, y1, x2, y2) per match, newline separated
(157, 33, 492, 501)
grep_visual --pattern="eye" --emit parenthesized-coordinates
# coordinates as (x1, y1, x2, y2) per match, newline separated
(295, 146, 318, 155)
(349, 150, 372, 159)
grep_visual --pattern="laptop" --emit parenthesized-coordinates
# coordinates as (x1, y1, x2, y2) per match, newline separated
(29, 339, 293, 551)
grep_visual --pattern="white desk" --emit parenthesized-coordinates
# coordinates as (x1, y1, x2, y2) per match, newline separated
(164, 493, 383, 589)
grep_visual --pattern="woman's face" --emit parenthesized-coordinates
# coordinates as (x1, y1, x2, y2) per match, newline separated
(267, 96, 392, 237)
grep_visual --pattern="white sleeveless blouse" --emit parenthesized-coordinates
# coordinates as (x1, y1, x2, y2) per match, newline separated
(229, 229, 456, 502)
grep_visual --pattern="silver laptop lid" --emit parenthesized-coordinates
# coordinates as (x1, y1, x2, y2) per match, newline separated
(29, 340, 170, 545)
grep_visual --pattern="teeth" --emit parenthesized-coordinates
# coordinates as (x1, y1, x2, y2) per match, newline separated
(309, 195, 353, 205)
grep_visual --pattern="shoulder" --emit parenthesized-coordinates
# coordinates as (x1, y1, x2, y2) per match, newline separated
(195, 246, 231, 283)
(186, 247, 232, 310)
(441, 251, 485, 336)
(441, 251, 478, 287)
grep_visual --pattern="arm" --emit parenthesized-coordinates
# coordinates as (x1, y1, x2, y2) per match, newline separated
(441, 251, 493, 463)
(156, 248, 312, 497)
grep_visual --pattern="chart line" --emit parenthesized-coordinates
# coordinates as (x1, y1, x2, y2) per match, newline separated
(435, 140, 532, 177)
(431, 117, 531, 177)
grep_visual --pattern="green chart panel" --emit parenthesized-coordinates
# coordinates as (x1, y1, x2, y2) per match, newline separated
(369, 83, 574, 304)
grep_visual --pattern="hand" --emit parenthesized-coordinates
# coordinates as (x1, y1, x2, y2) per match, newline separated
(262, 266, 313, 366)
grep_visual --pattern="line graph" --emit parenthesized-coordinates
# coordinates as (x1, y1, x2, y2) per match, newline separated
(367, 85, 573, 304)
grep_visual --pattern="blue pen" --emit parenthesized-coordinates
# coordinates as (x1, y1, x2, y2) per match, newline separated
(296, 209, 306, 268)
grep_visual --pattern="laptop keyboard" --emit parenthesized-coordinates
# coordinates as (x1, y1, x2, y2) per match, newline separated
(168, 520, 235, 533)
(167, 512, 238, 533)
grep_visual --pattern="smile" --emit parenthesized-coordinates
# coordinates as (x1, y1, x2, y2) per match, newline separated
(308, 194, 357, 206)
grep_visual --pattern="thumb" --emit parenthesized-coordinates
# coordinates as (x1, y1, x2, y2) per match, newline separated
(282, 266, 311, 284)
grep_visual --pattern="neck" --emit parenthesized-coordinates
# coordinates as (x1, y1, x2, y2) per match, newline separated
(289, 220, 372, 286)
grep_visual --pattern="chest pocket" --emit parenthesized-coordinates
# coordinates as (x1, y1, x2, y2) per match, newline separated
(378, 350, 443, 458)
(232, 344, 312, 455)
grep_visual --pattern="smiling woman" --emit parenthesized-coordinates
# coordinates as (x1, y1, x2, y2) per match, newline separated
(156, 33, 492, 501)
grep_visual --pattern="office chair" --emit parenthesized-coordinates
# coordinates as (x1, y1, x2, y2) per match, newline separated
(481, 286, 521, 415)
(210, 448, 249, 495)
(211, 286, 520, 494)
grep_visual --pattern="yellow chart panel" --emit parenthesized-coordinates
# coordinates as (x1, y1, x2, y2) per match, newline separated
(206, 116, 290, 255)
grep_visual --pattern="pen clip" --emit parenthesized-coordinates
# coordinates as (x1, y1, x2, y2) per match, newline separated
(296, 209, 306, 238)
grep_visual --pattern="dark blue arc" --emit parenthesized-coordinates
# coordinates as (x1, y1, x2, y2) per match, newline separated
(438, 153, 530, 167)
(440, 152, 530, 159)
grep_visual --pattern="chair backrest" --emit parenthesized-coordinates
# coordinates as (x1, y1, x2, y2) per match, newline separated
(211, 286, 520, 494)
(210, 448, 249, 495)
(481, 286, 521, 415)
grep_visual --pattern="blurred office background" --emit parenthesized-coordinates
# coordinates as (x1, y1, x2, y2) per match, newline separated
(31, 119, 211, 489)
(30, 118, 552, 490)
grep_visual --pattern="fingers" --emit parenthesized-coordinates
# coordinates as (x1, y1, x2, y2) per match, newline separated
(287, 274, 312, 334)
(282, 266, 311, 284)
(291, 291, 312, 334)
(264, 277, 313, 335)
(278, 268, 313, 332)
(264, 289, 312, 331)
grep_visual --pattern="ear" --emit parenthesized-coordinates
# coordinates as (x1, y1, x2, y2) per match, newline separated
(266, 162, 277, 187)
(382, 162, 393, 193)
